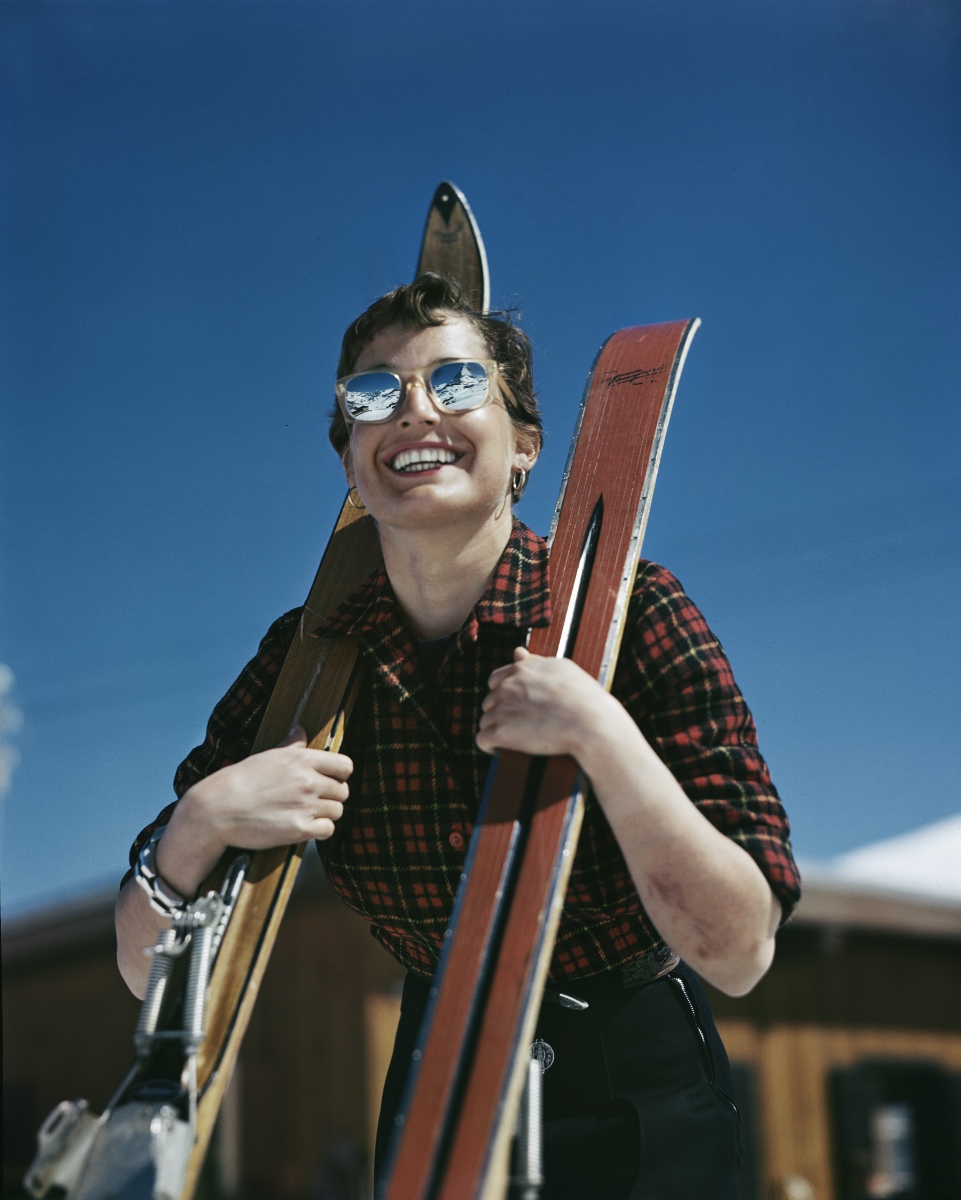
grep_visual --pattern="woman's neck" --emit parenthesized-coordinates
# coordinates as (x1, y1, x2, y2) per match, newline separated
(379, 508, 515, 640)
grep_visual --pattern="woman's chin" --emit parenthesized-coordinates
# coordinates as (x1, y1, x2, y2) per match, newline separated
(371, 484, 510, 535)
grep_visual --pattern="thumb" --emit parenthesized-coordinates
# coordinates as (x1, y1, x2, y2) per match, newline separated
(278, 724, 308, 748)
(514, 646, 531, 662)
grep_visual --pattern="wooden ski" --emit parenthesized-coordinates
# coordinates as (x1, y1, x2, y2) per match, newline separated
(179, 181, 491, 1194)
(382, 319, 700, 1200)
(23, 181, 489, 1200)
(176, 505, 379, 1198)
(178, 178, 491, 1198)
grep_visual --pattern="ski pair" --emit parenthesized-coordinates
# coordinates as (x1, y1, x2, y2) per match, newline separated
(25, 182, 699, 1200)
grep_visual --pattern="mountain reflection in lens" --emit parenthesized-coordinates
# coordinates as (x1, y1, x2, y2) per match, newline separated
(344, 372, 402, 420)
(430, 361, 489, 410)
(342, 361, 491, 422)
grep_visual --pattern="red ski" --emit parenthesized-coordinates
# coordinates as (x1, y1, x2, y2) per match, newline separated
(383, 319, 700, 1200)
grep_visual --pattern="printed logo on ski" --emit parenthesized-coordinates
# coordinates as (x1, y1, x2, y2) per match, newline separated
(603, 364, 666, 388)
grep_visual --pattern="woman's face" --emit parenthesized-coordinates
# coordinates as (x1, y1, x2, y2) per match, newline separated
(345, 316, 537, 538)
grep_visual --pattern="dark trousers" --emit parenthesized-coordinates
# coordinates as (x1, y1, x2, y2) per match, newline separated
(374, 963, 741, 1199)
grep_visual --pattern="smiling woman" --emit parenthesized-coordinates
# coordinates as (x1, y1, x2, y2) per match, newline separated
(343, 323, 538, 636)
(115, 274, 799, 1200)
(328, 276, 544, 640)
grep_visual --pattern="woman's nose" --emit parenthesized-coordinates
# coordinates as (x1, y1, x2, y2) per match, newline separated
(398, 379, 438, 424)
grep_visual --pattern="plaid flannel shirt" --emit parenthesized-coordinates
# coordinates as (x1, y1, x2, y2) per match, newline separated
(127, 521, 800, 981)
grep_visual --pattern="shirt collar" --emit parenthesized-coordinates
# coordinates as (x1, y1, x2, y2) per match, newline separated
(312, 518, 552, 640)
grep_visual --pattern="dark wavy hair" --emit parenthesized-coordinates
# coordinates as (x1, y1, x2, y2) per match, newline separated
(328, 274, 542, 497)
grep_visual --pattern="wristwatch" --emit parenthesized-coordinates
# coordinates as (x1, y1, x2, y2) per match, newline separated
(133, 825, 188, 917)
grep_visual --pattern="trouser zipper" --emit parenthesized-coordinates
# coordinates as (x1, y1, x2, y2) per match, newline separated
(668, 975, 709, 1066)
(668, 974, 739, 1120)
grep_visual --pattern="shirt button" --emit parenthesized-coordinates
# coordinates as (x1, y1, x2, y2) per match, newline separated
(448, 830, 465, 850)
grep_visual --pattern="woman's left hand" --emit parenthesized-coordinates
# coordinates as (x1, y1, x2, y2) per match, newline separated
(476, 646, 612, 758)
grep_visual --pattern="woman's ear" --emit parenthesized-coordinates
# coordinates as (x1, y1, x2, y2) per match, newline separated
(513, 433, 540, 475)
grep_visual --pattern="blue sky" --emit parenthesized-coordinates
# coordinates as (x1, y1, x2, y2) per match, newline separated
(2, 0, 959, 915)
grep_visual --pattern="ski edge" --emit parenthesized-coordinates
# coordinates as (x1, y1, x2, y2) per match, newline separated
(475, 789, 586, 1200)
(597, 317, 700, 690)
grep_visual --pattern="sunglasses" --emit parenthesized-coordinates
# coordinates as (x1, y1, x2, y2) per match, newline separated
(336, 359, 500, 425)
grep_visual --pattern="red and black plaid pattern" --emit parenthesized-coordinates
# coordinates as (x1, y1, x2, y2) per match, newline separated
(556, 561, 801, 976)
(126, 521, 800, 982)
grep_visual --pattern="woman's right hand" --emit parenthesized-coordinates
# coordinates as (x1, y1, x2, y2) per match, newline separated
(118, 726, 349, 999)
(155, 726, 352, 900)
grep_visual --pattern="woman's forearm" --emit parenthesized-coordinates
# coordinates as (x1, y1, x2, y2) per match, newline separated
(578, 695, 781, 996)
(114, 796, 229, 998)
(116, 877, 172, 999)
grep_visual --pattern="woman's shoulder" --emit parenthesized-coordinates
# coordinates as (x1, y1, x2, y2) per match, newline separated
(619, 561, 732, 693)
(628, 561, 713, 637)
(631, 559, 692, 600)
(207, 604, 306, 728)
(254, 606, 304, 659)
(170, 606, 304, 797)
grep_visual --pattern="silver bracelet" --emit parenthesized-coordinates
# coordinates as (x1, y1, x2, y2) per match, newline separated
(133, 826, 188, 917)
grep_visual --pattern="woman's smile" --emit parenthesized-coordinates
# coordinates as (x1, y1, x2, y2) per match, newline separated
(385, 443, 464, 474)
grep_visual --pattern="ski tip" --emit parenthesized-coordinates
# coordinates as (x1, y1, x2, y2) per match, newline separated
(416, 182, 490, 314)
(429, 181, 462, 225)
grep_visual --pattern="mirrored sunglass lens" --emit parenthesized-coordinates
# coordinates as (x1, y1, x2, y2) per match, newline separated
(343, 372, 402, 421)
(430, 361, 490, 411)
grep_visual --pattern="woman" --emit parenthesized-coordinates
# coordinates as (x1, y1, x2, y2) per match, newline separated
(117, 274, 800, 1199)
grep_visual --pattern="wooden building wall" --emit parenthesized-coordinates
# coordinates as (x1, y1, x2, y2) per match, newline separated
(2, 860, 404, 1200)
(4, 863, 961, 1200)
(715, 1021, 961, 1200)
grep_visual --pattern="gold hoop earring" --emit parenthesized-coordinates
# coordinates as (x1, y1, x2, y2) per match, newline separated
(347, 486, 366, 510)
(511, 470, 527, 502)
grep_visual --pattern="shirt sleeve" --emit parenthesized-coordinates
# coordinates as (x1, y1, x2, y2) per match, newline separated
(120, 607, 303, 888)
(611, 563, 802, 922)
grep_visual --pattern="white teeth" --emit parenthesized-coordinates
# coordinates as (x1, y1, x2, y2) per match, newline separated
(389, 446, 459, 473)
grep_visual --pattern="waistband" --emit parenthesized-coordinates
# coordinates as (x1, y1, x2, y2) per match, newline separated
(405, 947, 681, 1015)
(543, 948, 681, 1011)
